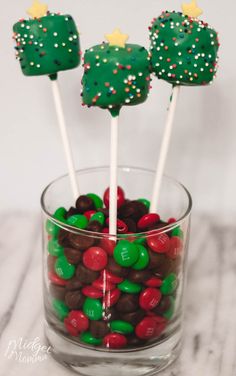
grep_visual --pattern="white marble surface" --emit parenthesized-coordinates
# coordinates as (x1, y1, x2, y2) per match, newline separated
(0, 213, 236, 375)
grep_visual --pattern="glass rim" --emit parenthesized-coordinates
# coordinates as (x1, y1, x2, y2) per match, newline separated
(40, 165, 192, 239)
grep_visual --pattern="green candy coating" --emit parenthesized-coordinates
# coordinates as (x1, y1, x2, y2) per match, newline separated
(55, 255, 75, 280)
(13, 14, 80, 77)
(46, 219, 60, 238)
(118, 280, 142, 294)
(47, 238, 64, 257)
(134, 237, 146, 246)
(80, 331, 102, 346)
(52, 299, 69, 321)
(149, 11, 219, 86)
(110, 320, 134, 334)
(54, 207, 67, 222)
(87, 193, 103, 209)
(114, 240, 139, 267)
(163, 296, 175, 320)
(160, 273, 178, 295)
(90, 212, 105, 226)
(82, 43, 151, 116)
(137, 198, 150, 210)
(132, 245, 150, 270)
(171, 227, 184, 238)
(83, 298, 103, 321)
(67, 215, 88, 229)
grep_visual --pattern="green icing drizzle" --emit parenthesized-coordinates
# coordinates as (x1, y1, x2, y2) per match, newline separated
(81, 43, 151, 112)
(149, 11, 219, 86)
(13, 13, 81, 77)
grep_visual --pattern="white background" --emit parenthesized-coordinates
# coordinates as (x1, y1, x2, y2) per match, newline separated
(0, 0, 235, 218)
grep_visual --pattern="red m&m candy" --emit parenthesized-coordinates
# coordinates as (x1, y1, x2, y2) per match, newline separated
(99, 238, 116, 256)
(147, 233, 170, 253)
(103, 186, 125, 209)
(84, 210, 96, 220)
(167, 237, 183, 259)
(139, 288, 162, 310)
(92, 277, 115, 292)
(135, 317, 157, 339)
(64, 318, 79, 337)
(65, 310, 89, 334)
(137, 213, 160, 230)
(101, 270, 123, 284)
(145, 277, 162, 288)
(103, 333, 127, 349)
(103, 288, 121, 307)
(83, 247, 108, 271)
(82, 286, 104, 299)
(48, 271, 68, 287)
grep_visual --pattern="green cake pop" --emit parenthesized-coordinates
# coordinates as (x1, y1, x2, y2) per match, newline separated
(12, 0, 81, 200)
(81, 29, 151, 117)
(149, 1, 219, 86)
(13, 0, 81, 79)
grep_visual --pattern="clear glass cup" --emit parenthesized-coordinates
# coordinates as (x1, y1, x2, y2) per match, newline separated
(41, 166, 192, 375)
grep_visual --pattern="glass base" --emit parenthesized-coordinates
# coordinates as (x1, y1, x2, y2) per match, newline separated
(45, 322, 181, 376)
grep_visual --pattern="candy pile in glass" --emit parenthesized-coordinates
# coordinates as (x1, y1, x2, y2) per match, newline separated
(44, 187, 185, 350)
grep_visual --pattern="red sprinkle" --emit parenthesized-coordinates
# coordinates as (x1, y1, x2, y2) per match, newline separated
(103, 333, 127, 349)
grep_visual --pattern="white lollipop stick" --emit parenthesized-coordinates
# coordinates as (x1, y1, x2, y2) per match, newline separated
(109, 116, 119, 236)
(50, 79, 79, 201)
(150, 85, 180, 213)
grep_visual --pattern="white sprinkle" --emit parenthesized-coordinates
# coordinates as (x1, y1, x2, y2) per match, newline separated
(53, 32, 58, 37)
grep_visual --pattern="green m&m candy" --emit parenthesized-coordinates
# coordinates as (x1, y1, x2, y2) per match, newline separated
(67, 215, 88, 229)
(163, 296, 175, 320)
(118, 280, 142, 294)
(171, 227, 184, 239)
(114, 240, 139, 267)
(137, 198, 150, 210)
(54, 207, 67, 222)
(46, 219, 60, 238)
(83, 298, 103, 321)
(134, 237, 146, 246)
(132, 245, 149, 270)
(55, 255, 75, 280)
(47, 239, 64, 257)
(52, 299, 69, 321)
(80, 331, 102, 346)
(87, 193, 103, 209)
(160, 273, 178, 295)
(90, 212, 105, 226)
(110, 320, 134, 335)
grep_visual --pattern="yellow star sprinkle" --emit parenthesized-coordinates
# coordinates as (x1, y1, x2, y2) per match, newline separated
(27, 0, 48, 19)
(105, 28, 129, 48)
(181, 0, 203, 18)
